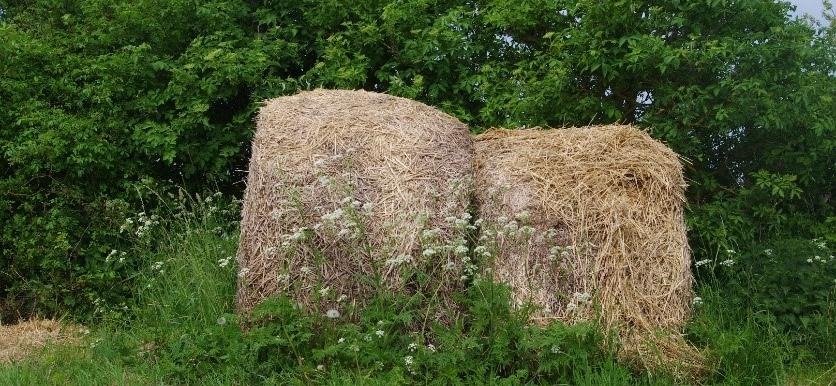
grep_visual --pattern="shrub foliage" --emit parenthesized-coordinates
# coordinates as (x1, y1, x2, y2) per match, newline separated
(0, 0, 834, 325)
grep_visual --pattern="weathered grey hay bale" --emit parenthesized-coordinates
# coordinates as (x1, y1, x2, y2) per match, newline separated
(235, 89, 473, 319)
(473, 125, 703, 376)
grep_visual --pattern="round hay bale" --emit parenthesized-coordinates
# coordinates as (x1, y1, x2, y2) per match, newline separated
(473, 125, 703, 376)
(235, 89, 473, 320)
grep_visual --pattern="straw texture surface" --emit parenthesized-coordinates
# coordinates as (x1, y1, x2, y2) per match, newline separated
(474, 125, 702, 375)
(235, 90, 473, 317)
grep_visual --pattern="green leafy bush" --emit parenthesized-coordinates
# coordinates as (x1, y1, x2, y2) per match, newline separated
(740, 239, 834, 330)
(1, 0, 834, 335)
(690, 237, 835, 366)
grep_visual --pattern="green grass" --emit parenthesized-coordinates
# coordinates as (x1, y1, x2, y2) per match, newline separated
(1, 205, 833, 385)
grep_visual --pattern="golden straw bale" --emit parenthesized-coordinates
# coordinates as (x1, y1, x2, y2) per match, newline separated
(235, 90, 473, 319)
(473, 125, 703, 377)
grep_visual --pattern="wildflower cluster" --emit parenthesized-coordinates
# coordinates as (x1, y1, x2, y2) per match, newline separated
(548, 244, 575, 262)
(404, 355, 415, 374)
(200, 191, 226, 216)
(317, 196, 367, 240)
(217, 256, 234, 268)
(105, 249, 127, 264)
(812, 238, 827, 250)
(417, 211, 476, 282)
(120, 211, 161, 238)
(565, 291, 592, 313)
(385, 254, 413, 267)
(259, 170, 377, 310)
(473, 205, 594, 318)
(318, 286, 330, 297)
(480, 211, 577, 266)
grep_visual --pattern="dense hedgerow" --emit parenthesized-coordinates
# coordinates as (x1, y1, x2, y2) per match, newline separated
(0, 1, 833, 383)
(1, 0, 834, 322)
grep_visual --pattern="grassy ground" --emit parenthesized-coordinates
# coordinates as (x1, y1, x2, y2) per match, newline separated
(1, 204, 833, 385)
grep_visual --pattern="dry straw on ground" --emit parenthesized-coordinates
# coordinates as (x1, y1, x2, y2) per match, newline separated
(473, 125, 703, 376)
(0, 319, 84, 364)
(235, 89, 473, 318)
